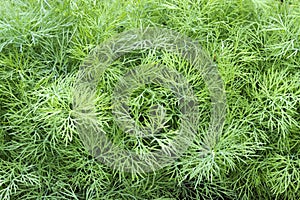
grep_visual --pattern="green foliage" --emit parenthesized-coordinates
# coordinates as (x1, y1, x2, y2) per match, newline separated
(0, 0, 299, 199)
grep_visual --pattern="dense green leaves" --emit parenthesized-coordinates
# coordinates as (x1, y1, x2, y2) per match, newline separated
(0, 0, 299, 199)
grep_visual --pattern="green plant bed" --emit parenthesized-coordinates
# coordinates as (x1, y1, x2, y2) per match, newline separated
(0, 0, 299, 199)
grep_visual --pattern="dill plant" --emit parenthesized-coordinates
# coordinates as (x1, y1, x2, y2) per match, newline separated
(0, 0, 299, 199)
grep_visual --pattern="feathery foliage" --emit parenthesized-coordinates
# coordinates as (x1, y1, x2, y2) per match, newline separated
(0, 0, 299, 199)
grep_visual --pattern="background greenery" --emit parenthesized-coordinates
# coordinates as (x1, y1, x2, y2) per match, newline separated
(0, 0, 299, 199)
